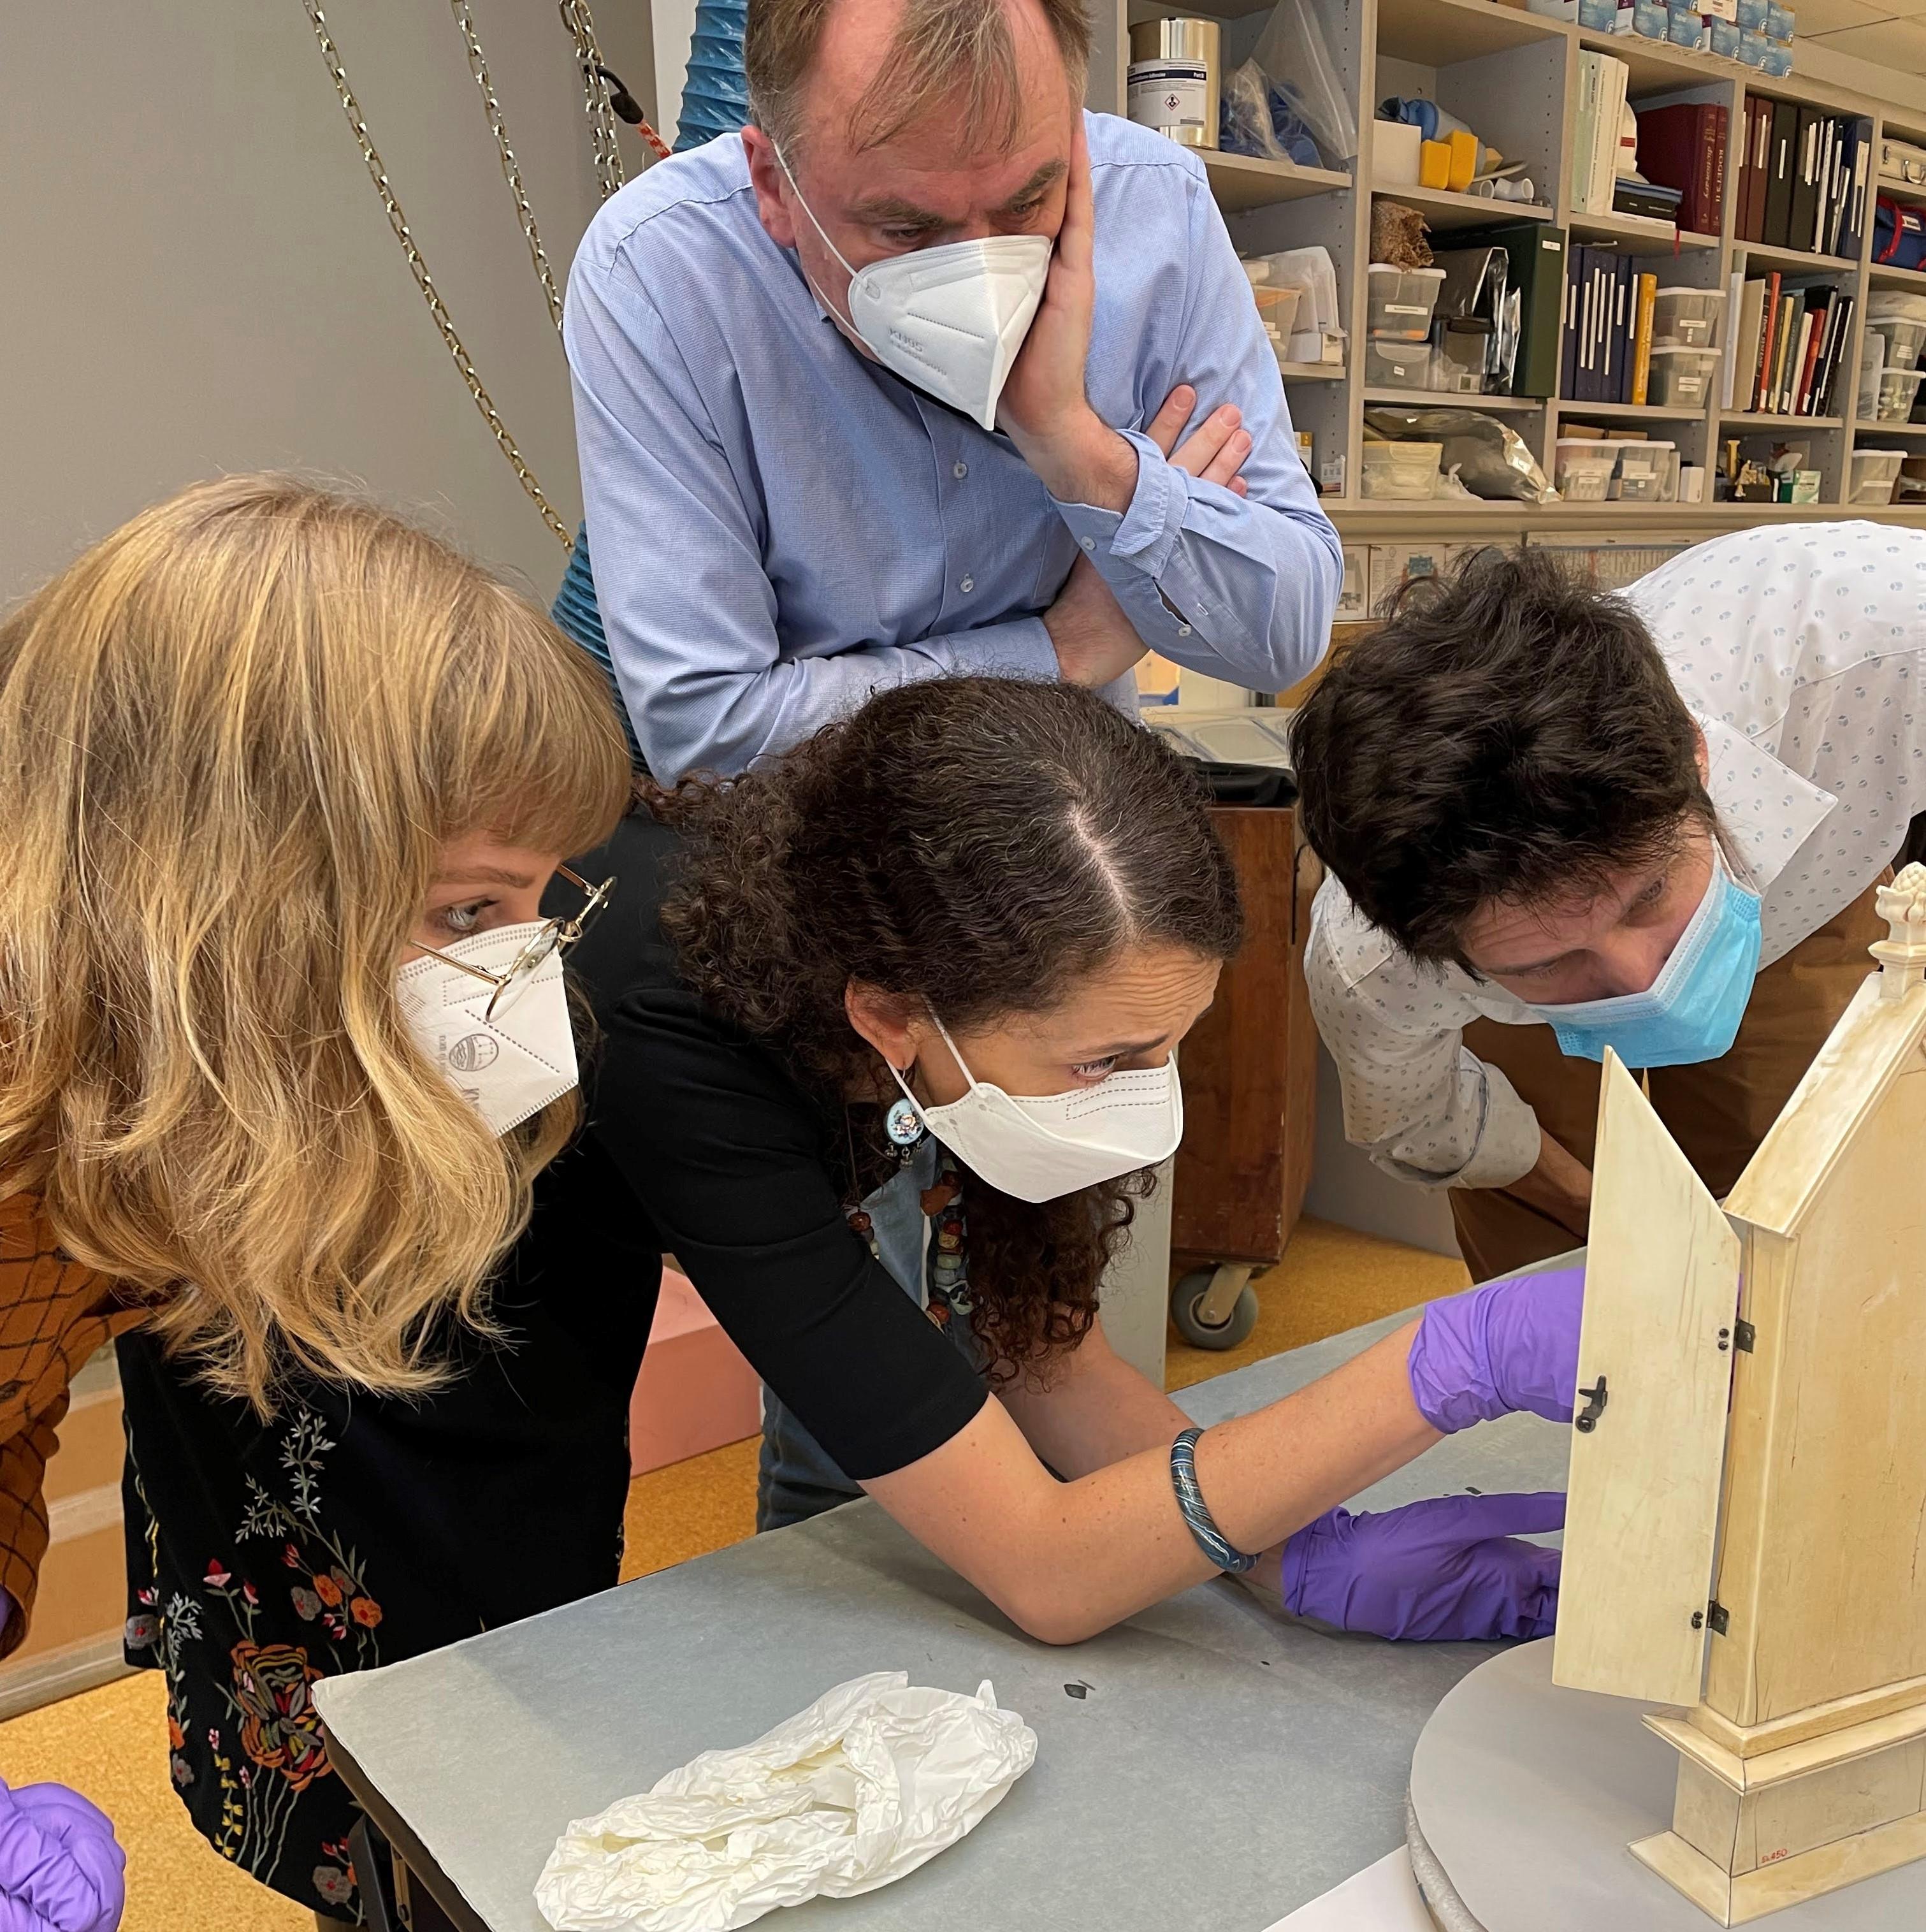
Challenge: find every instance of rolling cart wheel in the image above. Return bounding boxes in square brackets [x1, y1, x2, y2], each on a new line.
[1170, 1265, 1259, 1351]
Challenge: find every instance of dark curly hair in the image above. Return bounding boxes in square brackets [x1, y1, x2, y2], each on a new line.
[1291, 546, 1711, 967]
[653, 676, 1243, 1381]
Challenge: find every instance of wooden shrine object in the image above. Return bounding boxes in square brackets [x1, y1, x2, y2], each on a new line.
[1554, 862, 1926, 1926]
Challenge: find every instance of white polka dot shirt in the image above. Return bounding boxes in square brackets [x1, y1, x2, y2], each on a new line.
[1305, 521, 1926, 1191]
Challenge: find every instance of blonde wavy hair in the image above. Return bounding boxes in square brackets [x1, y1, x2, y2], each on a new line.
[0, 476, 632, 1409]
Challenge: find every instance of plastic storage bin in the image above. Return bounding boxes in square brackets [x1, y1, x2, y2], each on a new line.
[1554, 438, 1626, 501]
[1252, 284, 1303, 348]
[1850, 449, 1905, 504]
[1875, 367, 1926, 422]
[1647, 345, 1721, 407]
[1859, 330, 1888, 417]
[1870, 317, 1926, 373]
[1652, 286, 1725, 348]
[1612, 440, 1676, 502]
[1435, 323, 1494, 393]
[1361, 440, 1444, 500]
[1366, 339, 1438, 389]
[1367, 265, 1446, 341]
[1868, 291, 1926, 323]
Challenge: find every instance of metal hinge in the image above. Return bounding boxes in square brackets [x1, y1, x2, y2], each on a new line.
[1692, 1600, 1732, 1636]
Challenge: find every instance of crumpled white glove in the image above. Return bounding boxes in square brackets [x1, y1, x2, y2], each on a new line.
[535, 1671, 1037, 1932]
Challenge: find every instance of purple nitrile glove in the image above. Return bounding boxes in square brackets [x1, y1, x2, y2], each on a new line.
[0, 1776, 126, 1932]
[1281, 1492, 1565, 1642]
[1406, 1266, 1584, 1435]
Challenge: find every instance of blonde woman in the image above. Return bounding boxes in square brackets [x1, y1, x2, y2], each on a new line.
[0, 477, 632, 1924]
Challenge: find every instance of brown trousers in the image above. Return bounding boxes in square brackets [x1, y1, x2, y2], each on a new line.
[1450, 878, 1893, 1279]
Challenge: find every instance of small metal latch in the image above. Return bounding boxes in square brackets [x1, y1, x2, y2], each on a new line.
[1733, 1319, 1756, 1353]
[1574, 1376, 1609, 1433]
[1707, 1601, 1730, 1636]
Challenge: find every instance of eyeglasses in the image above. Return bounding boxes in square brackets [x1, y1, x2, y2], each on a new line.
[412, 866, 615, 1022]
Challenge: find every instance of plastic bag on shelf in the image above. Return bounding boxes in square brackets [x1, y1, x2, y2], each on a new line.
[1221, 60, 1288, 161]
[1252, 0, 1358, 163]
[1364, 409, 1555, 502]
[1222, 58, 1325, 166]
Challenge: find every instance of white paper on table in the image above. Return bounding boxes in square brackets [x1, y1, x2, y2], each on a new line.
[1262, 1848, 1434, 1931]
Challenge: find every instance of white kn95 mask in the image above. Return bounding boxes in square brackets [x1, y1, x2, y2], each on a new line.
[776, 146, 1052, 432]
[890, 1015, 1184, 1202]
[396, 922, 579, 1137]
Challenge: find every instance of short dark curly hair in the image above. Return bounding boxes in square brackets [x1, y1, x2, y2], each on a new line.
[1290, 546, 1712, 966]
[652, 676, 1243, 1382]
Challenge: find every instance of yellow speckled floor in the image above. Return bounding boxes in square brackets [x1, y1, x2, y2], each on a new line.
[0, 1216, 1465, 1929]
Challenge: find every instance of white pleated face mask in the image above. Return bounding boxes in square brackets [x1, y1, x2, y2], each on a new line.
[396, 922, 579, 1137]
[776, 146, 1052, 432]
[890, 1015, 1184, 1202]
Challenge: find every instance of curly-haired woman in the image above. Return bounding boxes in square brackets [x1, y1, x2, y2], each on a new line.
[522, 675, 1581, 1648]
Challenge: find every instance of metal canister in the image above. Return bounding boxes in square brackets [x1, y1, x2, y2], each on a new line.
[1127, 17, 1220, 152]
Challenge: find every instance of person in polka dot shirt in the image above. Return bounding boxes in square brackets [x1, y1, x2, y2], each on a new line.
[1290, 523, 1926, 1279]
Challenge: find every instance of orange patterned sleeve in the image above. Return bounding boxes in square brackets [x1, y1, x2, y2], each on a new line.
[0, 1193, 142, 1659]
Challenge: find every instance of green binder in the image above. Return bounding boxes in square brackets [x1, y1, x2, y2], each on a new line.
[1454, 220, 1567, 400]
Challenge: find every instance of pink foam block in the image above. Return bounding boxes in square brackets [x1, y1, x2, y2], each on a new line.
[628, 1268, 764, 1475]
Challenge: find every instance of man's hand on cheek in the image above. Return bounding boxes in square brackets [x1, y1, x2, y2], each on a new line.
[997, 117, 1137, 511]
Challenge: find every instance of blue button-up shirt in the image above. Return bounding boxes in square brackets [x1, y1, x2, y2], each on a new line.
[565, 110, 1340, 781]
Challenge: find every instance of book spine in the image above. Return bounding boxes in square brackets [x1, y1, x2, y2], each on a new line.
[1720, 269, 1744, 410]
[1825, 293, 1855, 414]
[1795, 309, 1821, 414]
[1631, 272, 1656, 405]
[1705, 105, 1728, 240]
[1755, 272, 1781, 411]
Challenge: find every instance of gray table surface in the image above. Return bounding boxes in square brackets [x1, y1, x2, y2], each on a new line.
[315, 1307, 1572, 1932]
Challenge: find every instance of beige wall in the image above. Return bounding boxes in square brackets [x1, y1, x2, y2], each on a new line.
[3, 0, 655, 606]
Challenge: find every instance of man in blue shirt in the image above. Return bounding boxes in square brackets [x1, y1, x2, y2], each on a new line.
[562, 0, 1341, 780]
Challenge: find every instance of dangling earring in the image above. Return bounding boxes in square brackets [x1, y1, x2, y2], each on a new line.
[885, 1086, 925, 1146]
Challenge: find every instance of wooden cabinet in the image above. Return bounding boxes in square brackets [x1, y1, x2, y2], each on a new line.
[1170, 804, 1320, 1275]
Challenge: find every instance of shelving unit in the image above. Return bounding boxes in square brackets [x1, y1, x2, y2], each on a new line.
[1363, 384, 1540, 409]
[1570, 210, 1719, 251]
[1088, 0, 1926, 548]
[1374, 183, 1555, 228]
[1199, 149, 1352, 213]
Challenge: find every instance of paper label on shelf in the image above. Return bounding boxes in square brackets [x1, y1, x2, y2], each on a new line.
[1127, 62, 1209, 136]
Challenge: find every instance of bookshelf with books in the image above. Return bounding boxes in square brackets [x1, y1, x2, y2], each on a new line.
[1099, 0, 1926, 563]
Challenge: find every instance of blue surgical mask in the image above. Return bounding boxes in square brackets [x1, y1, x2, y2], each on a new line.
[1526, 851, 1763, 1068]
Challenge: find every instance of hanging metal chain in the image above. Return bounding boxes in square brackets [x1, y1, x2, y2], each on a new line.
[300, 0, 574, 551]
[558, 0, 628, 203]
[449, 0, 566, 334]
